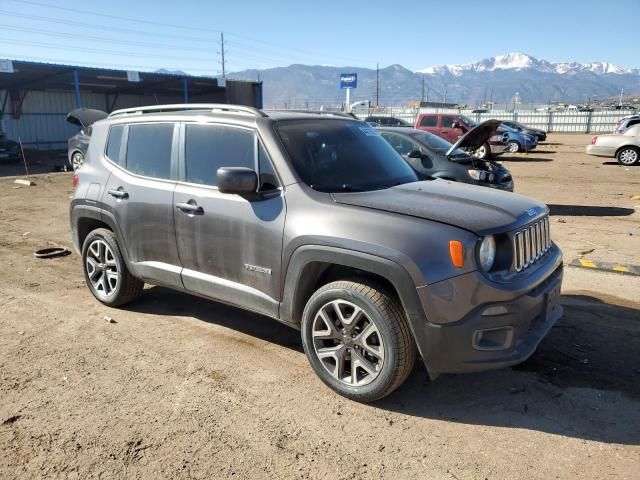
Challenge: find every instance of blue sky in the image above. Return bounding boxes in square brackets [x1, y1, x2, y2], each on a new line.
[1, 0, 638, 75]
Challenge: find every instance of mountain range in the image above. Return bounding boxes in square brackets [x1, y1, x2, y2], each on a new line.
[228, 53, 640, 108]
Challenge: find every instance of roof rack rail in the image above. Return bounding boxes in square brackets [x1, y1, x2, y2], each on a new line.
[266, 109, 358, 119]
[108, 103, 268, 118]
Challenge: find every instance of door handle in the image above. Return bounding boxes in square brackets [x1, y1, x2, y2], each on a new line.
[176, 202, 204, 214]
[108, 188, 128, 199]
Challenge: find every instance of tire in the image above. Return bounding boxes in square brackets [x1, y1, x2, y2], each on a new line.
[301, 280, 416, 402]
[81, 228, 144, 307]
[616, 146, 639, 166]
[472, 142, 492, 160]
[71, 151, 84, 171]
[507, 140, 521, 153]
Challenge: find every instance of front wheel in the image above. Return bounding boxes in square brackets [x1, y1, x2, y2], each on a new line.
[301, 280, 416, 402]
[617, 147, 639, 166]
[472, 142, 492, 160]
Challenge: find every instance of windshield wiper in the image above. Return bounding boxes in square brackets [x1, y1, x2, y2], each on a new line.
[310, 183, 369, 192]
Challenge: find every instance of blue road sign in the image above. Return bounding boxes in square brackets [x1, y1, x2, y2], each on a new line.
[340, 73, 357, 89]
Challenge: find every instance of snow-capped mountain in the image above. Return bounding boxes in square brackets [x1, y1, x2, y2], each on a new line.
[228, 54, 640, 107]
[418, 53, 637, 76]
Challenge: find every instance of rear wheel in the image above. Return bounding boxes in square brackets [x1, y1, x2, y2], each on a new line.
[301, 280, 416, 402]
[507, 140, 521, 153]
[82, 228, 144, 307]
[71, 152, 84, 171]
[617, 146, 639, 166]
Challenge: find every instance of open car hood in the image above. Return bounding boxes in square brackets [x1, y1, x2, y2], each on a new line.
[446, 119, 501, 156]
[66, 108, 108, 129]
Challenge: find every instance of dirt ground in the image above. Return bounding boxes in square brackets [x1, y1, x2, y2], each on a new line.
[1, 133, 639, 479]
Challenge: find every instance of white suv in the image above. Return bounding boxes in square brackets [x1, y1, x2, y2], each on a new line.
[614, 114, 640, 134]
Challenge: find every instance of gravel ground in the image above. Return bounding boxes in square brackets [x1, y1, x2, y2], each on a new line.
[1, 134, 639, 479]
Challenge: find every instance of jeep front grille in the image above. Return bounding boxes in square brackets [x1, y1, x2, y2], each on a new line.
[512, 217, 551, 272]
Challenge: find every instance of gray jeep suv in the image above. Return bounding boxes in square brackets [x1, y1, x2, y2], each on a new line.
[70, 104, 563, 402]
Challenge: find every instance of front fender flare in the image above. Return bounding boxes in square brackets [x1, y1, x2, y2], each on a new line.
[280, 245, 431, 368]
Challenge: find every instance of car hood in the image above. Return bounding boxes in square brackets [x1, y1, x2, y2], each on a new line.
[331, 180, 547, 235]
[446, 120, 501, 156]
[66, 108, 108, 129]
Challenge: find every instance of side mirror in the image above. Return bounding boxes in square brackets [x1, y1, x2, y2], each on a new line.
[407, 148, 424, 159]
[217, 167, 258, 195]
[451, 121, 461, 129]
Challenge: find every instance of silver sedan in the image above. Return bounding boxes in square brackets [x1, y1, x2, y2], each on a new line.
[586, 124, 640, 165]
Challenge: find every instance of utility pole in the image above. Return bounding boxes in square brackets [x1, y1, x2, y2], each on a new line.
[421, 75, 425, 102]
[483, 86, 487, 105]
[426, 87, 429, 103]
[443, 88, 447, 103]
[619, 87, 624, 106]
[376, 63, 379, 107]
[219, 32, 226, 78]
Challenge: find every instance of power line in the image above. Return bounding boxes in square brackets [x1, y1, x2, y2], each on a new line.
[5, 0, 364, 66]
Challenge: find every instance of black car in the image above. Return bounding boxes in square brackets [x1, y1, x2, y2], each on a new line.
[378, 120, 514, 191]
[365, 115, 411, 127]
[0, 134, 22, 164]
[66, 108, 108, 170]
[501, 120, 547, 142]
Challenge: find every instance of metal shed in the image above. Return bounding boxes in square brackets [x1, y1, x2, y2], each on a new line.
[0, 59, 263, 149]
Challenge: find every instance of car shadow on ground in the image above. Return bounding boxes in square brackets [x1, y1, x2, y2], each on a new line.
[129, 288, 639, 445]
[548, 204, 635, 216]
[497, 156, 553, 162]
[128, 286, 303, 352]
[379, 293, 640, 445]
[603, 161, 639, 167]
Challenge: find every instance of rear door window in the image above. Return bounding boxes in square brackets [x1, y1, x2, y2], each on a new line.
[420, 116, 437, 127]
[126, 124, 175, 179]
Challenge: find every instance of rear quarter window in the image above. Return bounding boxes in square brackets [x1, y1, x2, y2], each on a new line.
[105, 125, 125, 165]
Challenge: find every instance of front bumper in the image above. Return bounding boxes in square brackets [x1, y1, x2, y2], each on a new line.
[414, 249, 563, 377]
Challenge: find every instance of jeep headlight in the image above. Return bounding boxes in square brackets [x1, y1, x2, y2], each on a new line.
[478, 235, 496, 272]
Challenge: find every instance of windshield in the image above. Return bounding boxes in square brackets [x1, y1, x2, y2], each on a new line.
[409, 130, 466, 156]
[459, 115, 477, 127]
[276, 119, 418, 192]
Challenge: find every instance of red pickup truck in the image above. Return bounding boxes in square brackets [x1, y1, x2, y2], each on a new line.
[415, 113, 509, 159]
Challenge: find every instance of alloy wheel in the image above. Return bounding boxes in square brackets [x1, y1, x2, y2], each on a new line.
[619, 148, 638, 165]
[85, 239, 119, 297]
[508, 141, 520, 153]
[311, 299, 385, 386]
[72, 152, 84, 171]
[474, 145, 487, 159]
